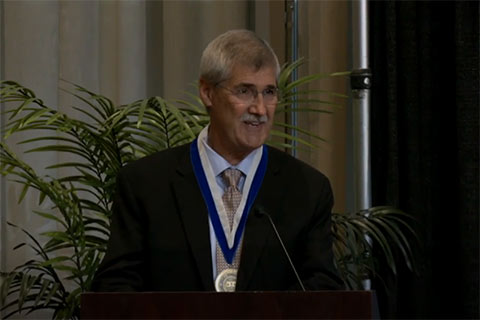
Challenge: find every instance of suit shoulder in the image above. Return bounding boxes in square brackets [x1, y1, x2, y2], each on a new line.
[120, 143, 190, 177]
[267, 146, 330, 183]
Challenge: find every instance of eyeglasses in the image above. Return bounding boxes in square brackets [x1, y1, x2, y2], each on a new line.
[216, 84, 279, 105]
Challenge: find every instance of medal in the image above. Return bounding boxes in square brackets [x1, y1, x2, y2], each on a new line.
[215, 268, 237, 292]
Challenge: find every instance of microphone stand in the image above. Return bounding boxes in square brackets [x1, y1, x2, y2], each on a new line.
[255, 206, 306, 292]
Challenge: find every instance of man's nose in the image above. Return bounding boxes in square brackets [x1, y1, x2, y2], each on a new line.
[249, 94, 267, 115]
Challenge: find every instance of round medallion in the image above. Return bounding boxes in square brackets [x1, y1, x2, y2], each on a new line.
[215, 268, 237, 292]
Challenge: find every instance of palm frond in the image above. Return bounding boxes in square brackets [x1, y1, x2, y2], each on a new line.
[332, 206, 419, 289]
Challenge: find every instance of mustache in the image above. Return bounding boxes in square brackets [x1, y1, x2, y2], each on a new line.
[240, 113, 268, 123]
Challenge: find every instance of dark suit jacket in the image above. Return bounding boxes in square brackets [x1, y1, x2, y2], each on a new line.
[92, 143, 344, 291]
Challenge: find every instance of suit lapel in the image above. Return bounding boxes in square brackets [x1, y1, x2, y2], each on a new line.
[236, 148, 282, 290]
[173, 145, 215, 291]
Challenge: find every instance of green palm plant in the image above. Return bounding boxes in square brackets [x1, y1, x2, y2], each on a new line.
[332, 206, 418, 290]
[0, 81, 208, 318]
[0, 62, 417, 319]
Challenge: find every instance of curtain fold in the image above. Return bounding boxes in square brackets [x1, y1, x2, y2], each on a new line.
[297, 0, 349, 212]
[370, 1, 479, 318]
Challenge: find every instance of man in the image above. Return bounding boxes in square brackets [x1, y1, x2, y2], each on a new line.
[92, 29, 343, 292]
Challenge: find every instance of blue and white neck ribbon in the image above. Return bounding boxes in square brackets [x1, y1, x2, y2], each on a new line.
[191, 126, 268, 264]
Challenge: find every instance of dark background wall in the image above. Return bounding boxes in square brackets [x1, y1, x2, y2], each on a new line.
[369, 1, 479, 318]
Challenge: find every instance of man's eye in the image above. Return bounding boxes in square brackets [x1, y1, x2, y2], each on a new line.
[264, 88, 276, 96]
[235, 87, 250, 95]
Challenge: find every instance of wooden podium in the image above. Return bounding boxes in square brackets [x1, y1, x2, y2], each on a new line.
[81, 291, 377, 319]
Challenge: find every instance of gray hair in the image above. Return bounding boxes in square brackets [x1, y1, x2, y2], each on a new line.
[199, 29, 280, 85]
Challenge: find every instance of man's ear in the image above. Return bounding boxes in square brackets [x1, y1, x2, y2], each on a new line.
[199, 78, 214, 108]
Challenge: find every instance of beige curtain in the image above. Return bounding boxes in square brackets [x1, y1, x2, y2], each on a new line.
[0, 2, 349, 313]
[297, 0, 349, 212]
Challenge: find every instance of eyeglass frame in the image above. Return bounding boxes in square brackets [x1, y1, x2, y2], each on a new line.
[215, 83, 280, 105]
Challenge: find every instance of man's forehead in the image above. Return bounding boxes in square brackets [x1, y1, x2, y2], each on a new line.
[228, 64, 277, 84]
[232, 82, 277, 89]
[231, 62, 276, 74]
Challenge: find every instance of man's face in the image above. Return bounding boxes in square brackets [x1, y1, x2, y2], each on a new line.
[200, 64, 277, 164]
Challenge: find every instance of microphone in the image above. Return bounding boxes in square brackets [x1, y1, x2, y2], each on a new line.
[255, 206, 306, 291]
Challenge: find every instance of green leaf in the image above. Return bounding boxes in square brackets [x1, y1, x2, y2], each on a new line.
[19, 108, 51, 128]
[33, 211, 66, 227]
[25, 145, 89, 160]
[45, 113, 63, 125]
[7, 97, 38, 120]
[39, 256, 71, 268]
[274, 122, 327, 143]
[17, 183, 30, 204]
[34, 278, 51, 306]
[269, 129, 318, 149]
[38, 192, 47, 205]
[136, 98, 149, 128]
[40, 231, 72, 244]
